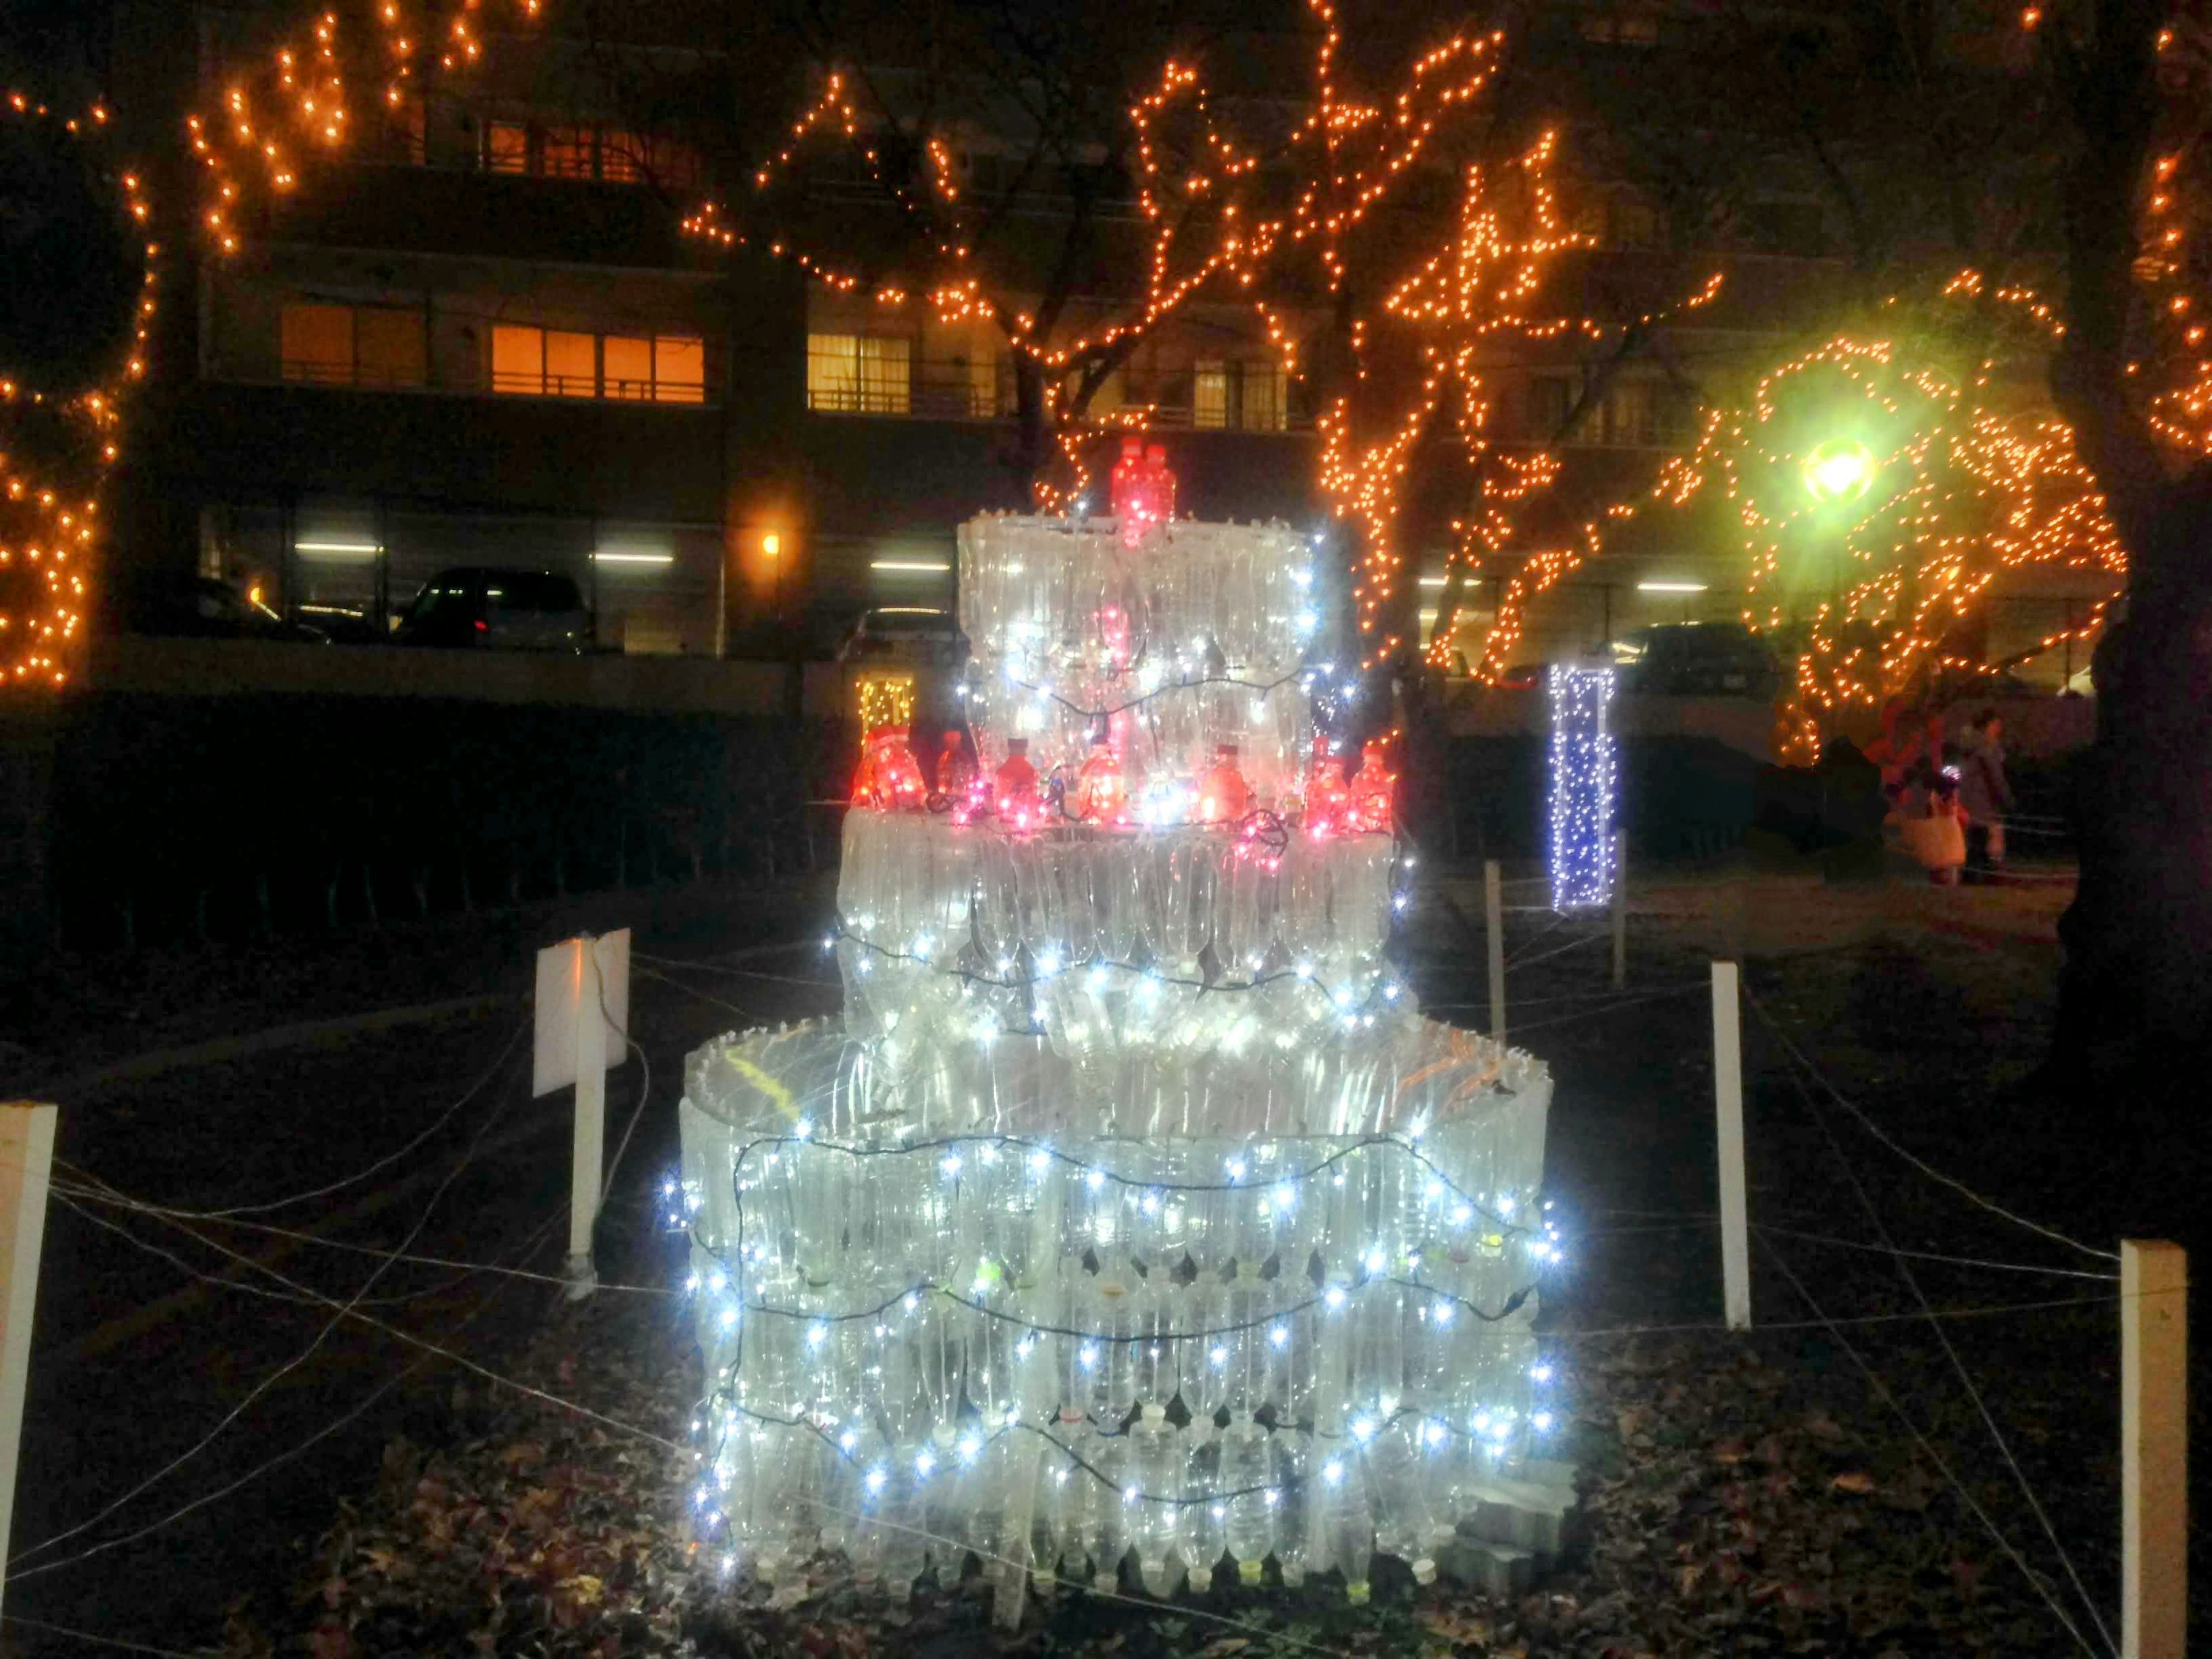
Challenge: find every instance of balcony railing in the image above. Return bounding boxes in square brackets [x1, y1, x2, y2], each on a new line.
[804, 354, 1313, 431]
[257, 358, 715, 406]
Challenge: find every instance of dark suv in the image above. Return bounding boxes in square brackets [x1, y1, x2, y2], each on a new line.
[1611, 622, 1781, 698]
[395, 569, 592, 651]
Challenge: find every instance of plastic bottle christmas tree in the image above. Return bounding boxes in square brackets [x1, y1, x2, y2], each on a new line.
[679, 488, 1562, 1623]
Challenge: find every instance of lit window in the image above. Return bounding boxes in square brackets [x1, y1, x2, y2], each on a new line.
[599, 131, 645, 183]
[355, 308, 426, 388]
[542, 124, 595, 179]
[490, 324, 707, 403]
[1528, 374, 1577, 440]
[1241, 362, 1287, 431]
[604, 335, 654, 400]
[281, 304, 354, 385]
[484, 120, 529, 174]
[545, 330, 597, 397]
[654, 336, 706, 403]
[1604, 379, 1654, 446]
[1194, 361, 1229, 429]
[807, 334, 911, 414]
[491, 324, 543, 395]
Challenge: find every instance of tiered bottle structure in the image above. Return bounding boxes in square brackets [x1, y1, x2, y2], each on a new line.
[680, 506, 1556, 1621]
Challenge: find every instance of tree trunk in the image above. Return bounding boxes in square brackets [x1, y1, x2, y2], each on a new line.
[2052, 510, 2212, 1203]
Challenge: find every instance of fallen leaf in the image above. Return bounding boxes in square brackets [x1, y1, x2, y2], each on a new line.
[1830, 1470, 1876, 1495]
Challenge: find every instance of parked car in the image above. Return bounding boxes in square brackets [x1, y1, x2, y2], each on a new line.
[1609, 622, 1781, 698]
[123, 574, 328, 643]
[836, 606, 965, 666]
[394, 568, 592, 651]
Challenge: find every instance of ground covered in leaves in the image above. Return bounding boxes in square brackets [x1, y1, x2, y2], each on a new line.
[268, 863, 2151, 1659]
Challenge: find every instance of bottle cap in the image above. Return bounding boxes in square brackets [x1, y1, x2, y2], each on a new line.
[1007, 737, 1028, 754]
[1146, 443, 1166, 461]
[1122, 435, 1142, 457]
[1238, 1558, 1266, 1586]
[1142, 1402, 1166, 1423]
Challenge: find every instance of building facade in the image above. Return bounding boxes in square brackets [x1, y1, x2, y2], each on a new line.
[106, 1, 2103, 685]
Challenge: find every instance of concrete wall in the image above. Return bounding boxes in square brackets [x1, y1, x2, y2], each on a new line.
[80, 636, 873, 718]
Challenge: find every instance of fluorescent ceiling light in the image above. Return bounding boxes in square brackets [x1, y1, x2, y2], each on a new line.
[1418, 574, 1449, 588]
[593, 551, 674, 565]
[1637, 579, 1708, 594]
[872, 560, 951, 573]
[296, 540, 381, 557]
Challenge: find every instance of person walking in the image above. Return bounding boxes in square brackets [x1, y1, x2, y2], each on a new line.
[1956, 707, 2015, 882]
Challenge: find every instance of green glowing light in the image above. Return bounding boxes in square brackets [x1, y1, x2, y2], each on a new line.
[1803, 438, 1876, 504]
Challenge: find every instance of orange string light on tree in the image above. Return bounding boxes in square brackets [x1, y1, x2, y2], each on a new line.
[0, 95, 160, 690]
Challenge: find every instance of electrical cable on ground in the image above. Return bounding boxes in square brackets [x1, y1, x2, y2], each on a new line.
[12, 1041, 531, 1573]
[1754, 1235, 2110, 1659]
[0, 1612, 213, 1658]
[53, 1187, 673, 1294]
[13, 1211, 568, 1586]
[175, 1014, 529, 1220]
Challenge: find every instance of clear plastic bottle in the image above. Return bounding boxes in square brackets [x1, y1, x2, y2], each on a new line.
[1362, 1419, 1441, 1586]
[1181, 1422, 1226, 1593]
[1315, 1448, 1375, 1604]
[1050, 1410, 1097, 1584]
[1130, 1404, 1185, 1599]
[1088, 1427, 1130, 1593]
[1220, 1412, 1275, 1586]
[1272, 1426, 1314, 1588]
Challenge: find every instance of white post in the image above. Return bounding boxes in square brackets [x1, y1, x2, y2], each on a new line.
[1710, 963, 1751, 1331]
[0, 1102, 58, 1613]
[2122, 1238, 2187, 1659]
[1484, 860, 1506, 1046]
[567, 942, 608, 1300]
[1609, 836, 1627, 990]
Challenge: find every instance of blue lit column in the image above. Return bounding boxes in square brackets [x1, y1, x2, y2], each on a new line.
[1546, 662, 1618, 911]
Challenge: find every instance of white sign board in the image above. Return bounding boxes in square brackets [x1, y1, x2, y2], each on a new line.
[532, 930, 630, 1097]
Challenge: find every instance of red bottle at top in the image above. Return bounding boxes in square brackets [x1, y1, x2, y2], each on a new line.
[1302, 735, 1350, 836]
[1347, 738, 1396, 835]
[1145, 443, 1176, 525]
[933, 730, 978, 809]
[1074, 733, 1128, 825]
[853, 725, 927, 810]
[1196, 743, 1251, 825]
[1112, 435, 1170, 548]
[995, 737, 1041, 830]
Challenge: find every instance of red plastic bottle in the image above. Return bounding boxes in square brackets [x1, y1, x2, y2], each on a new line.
[1196, 743, 1251, 825]
[1347, 739, 1396, 835]
[995, 737, 1041, 830]
[1303, 735, 1350, 837]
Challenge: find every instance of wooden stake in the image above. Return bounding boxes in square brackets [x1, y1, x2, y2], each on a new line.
[0, 1102, 57, 1615]
[1709, 963, 1751, 1330]
[1484, 859, 1506, 1046]
[567, 940, 607, 1301]
[1609, 837, 1627, 990]
[2122, 1238, 2187, 1659]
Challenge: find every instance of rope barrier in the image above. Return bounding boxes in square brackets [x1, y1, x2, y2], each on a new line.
[1741, 987, 2117, 1262]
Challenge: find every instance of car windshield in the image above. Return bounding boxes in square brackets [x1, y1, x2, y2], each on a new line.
[495, 573, 581, 612]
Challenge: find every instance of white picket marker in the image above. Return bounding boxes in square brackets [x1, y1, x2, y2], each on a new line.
[0, 1101, 57, 1615]
[1484, 859, 1506, 1045]
[533, 931, 631, 1301]
[1710, 962, 1751, 1330]
[2122, 1238, 2187, 1659]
